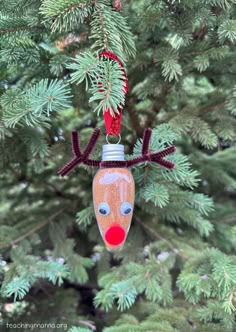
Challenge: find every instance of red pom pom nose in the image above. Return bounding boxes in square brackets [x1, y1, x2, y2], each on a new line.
[104, 224, 126, 246]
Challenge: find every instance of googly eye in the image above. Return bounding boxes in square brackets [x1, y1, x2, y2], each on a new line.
[120, 202, 133, 216]
[98, 203, 110, 216]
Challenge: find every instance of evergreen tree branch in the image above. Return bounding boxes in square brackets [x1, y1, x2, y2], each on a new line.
[51, 0, 93, 20]
[40, 0, 93, 32]
[90, 1, 136, 62]
[94, 2, 109, 50]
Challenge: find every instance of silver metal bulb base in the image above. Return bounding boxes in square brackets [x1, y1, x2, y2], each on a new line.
[102, 144, 125, 161]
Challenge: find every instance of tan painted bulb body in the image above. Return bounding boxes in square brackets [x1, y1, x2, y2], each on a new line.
[58, 128, 176, 250]
[92, 144, 135, 252]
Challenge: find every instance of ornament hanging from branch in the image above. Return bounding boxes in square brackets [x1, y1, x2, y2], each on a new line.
[59, 51, 176, 252]
[58, 128, 176, 251]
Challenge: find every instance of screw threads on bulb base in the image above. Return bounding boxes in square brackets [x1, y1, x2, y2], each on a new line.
[102, 144, 125, 161]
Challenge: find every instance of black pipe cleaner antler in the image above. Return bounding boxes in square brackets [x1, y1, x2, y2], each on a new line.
[58, 128, 176, 177]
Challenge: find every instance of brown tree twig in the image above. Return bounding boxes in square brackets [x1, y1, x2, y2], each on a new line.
[94, 2, 109, 50]
[135, 215, 188, 259]
[0, 208, 65, 250]
[211, 216, 236, 224]
[0, 25, 45, 35]
[164, 101, 226, 124]
[199, 102, 225, 115]
[125, 95, 144, 138]
[135, 215, 175, 250]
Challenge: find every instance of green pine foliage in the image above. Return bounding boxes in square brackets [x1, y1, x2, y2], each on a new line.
[1, 79, 71, 128]
[90, 1, 136, 62]
[0, 0, 236, 331]
[68, 53, 126, 115]
[40, 0, 92, 32]
[69, 328, 92, 332]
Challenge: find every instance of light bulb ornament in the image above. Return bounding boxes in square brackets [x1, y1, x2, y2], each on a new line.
[58, 128, 176, 251]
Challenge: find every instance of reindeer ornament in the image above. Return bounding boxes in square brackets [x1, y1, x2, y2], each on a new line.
[58, 128, 176, 252]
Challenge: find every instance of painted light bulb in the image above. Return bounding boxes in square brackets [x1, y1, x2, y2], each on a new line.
[58, 128, 176, 251]
[93, 144, 135, 252]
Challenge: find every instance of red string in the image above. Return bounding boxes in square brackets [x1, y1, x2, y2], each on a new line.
[99, 51, 128, 136]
